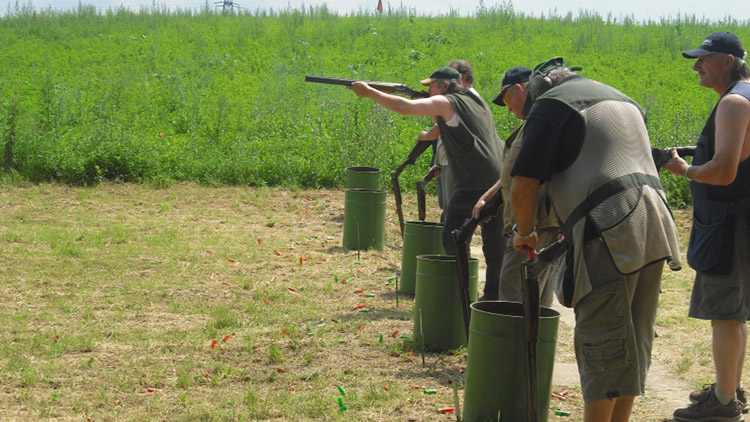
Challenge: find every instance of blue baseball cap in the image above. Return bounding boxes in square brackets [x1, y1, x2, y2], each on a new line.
[492, 67, 531, 106]
[683, 32, 746, 59]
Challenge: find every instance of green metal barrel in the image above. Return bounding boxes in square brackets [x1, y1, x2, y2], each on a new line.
[342, 188, 386, 250]
[463, 301, 560, 422]
[399, 221, 445, 295]
[345, 166, 381, 190]
[413, 254, 477, 351]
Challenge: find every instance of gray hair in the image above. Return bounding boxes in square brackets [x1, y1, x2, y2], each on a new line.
[548, 68, 578, 86]
[716, 53, 750, 81]
[435, 78, 465, 93]
[521, 67, 577, 118]
[732, 56, 750, 81]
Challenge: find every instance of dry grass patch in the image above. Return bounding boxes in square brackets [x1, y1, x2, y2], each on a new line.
[0, 184, 732, 421]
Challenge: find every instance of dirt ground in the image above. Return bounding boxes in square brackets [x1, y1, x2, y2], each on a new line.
[0, 183, 713, 421]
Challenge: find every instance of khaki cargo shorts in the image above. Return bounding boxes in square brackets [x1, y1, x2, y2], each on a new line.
[574, 238, 664, 402]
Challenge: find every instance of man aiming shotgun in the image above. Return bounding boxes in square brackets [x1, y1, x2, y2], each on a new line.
[349, 66, 505, 301]
[416, 60, 477, 224]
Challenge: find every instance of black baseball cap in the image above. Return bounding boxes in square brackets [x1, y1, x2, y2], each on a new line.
[492, 66, 532, 106]
[683, 32, 746, 59]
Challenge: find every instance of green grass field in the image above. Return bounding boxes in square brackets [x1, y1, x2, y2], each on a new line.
[1, 6, 749, 206]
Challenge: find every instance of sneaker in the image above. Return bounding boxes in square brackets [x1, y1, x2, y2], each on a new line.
[674, 390, 744, 422]
[690, 383, 749, 414]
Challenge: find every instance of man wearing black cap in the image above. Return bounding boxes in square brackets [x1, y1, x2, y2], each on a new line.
[350, 67, 505, 300]
[663, 32, 750, 422]
[510, 58, 681, 421]
[418, 60, 478, 223]
[473, 66, 558, 306]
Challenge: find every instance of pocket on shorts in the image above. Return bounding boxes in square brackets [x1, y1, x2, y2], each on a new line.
[698, 277, 741, 316]
[581, 338, 628, 374]
[576, 279, 629, 375]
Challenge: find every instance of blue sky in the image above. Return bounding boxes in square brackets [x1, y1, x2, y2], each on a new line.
[18, 0, 749, 23]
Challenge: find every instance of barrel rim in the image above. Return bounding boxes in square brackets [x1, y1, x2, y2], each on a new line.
[344, 188, 386, 194]
[404, 221, 444, 228]
[346, 166, 381, 173]
[416, 254, 479, 263]
[470, 300, 560, 319]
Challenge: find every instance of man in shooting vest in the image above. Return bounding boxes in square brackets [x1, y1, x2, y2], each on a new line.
[473, 66, 558, 306]
[350, 67, 505, 300]
[510, 58, 681, 422]
[663, 32, 750, 422]
[418, 60, 476, 223]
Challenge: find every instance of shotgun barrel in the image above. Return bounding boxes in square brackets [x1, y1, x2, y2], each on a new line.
[305, 75, 429, 98]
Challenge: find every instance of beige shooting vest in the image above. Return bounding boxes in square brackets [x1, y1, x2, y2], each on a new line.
[539, 78, 681, 307]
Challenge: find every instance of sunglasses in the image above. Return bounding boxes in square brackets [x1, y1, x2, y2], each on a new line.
[502, 87, 513, 105]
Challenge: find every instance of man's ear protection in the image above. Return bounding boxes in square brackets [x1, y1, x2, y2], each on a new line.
[520, 57, 567, 118]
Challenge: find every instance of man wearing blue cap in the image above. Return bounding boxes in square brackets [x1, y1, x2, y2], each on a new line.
[473, 66, 558, 306]
[350, 67, 505, 300]
[663, 31, 750, 422]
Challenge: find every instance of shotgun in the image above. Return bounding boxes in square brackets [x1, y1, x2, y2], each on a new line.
[451, 190, 503, 341]
[522, 247, 540, 422]
[651, 146, 696, 170]
[536, 235, 565, 263]
[305, 75, 429, 99]
[416, 165, 440, 222]
[391, 141, 434, 238]
[451, 196, 562, 344]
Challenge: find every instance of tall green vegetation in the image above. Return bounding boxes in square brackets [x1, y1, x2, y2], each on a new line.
[0, 3, 747, 205]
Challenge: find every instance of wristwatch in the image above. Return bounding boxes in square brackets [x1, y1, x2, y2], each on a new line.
[685, 165, 694, 182]
[512, 224, 537, 240]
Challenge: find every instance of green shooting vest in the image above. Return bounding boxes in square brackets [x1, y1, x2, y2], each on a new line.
[436, 90, 503, 192]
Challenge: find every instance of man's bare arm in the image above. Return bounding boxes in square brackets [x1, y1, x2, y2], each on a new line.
[510, 175, 540, 251]
[349, 81, 454, 121]
[473, 179, 502, 219]
[418, 124, 440, 141]
[664, 94, 750, 184]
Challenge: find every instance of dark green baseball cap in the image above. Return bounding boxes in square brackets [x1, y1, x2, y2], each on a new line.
[420, 66, 460, 86]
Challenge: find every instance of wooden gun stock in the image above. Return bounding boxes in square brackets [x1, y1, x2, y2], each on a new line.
[536, 236, 565, 263]
[416, 166, 439, 221]
[391, 141, 433, 237]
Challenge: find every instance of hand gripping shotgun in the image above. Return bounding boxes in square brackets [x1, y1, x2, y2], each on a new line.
[651, 146, 696, 170]
[451, 193, 565, 345]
